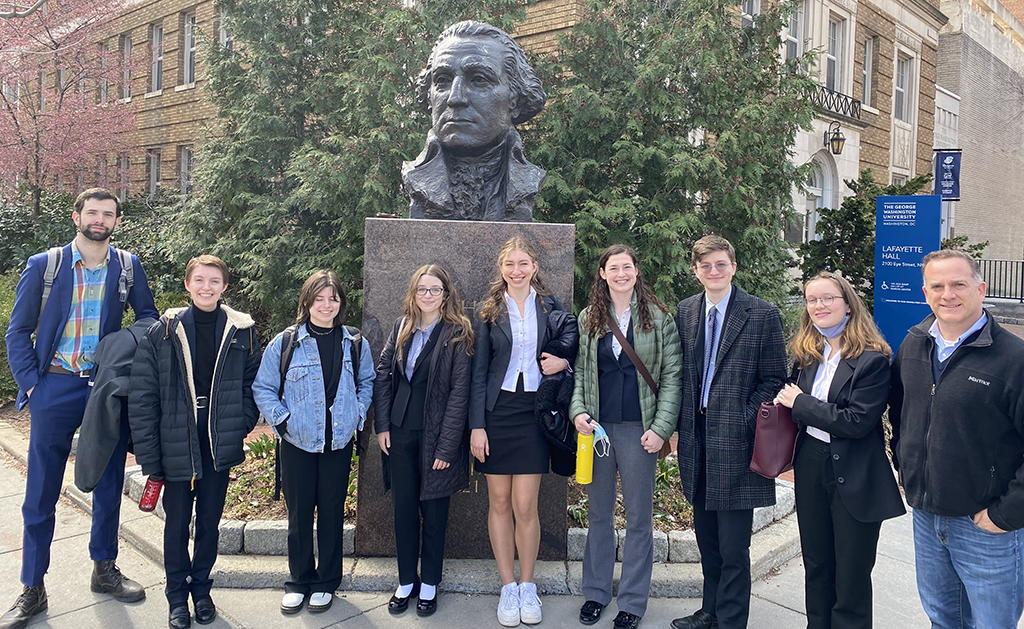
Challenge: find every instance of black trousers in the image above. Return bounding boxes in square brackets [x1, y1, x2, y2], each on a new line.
[390, 424, 451, 587]
[693, 452, 754, 629]
[279, 437, 353, 594]
[163, 435, 231, 605]
[794, 437, 881, 629]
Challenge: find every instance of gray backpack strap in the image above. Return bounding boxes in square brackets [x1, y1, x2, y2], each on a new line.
[115, 248, 134, 303]
[35, 247, 63, 337]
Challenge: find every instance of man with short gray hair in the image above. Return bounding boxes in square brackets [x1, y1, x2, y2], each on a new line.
[889, 248, 1024, 628]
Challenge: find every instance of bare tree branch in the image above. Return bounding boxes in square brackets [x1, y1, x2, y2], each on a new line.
[0, 0, 48, 19]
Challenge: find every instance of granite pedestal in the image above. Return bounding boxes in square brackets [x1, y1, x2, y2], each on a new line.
[357, 218, 575, 561]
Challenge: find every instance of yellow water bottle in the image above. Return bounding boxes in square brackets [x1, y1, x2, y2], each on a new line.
[576, 432, 595, 484]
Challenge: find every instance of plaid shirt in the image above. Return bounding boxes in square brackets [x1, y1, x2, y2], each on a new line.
[52, 241, 108, 372]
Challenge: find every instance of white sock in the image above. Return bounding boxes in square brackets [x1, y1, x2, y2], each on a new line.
[395, 583, 414, 598]
[419, 583, 437, 601]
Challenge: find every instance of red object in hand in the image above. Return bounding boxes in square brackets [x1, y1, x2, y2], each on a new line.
[139, 475, 164, 512]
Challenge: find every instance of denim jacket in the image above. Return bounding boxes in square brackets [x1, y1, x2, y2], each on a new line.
[253, 324, 374, 453]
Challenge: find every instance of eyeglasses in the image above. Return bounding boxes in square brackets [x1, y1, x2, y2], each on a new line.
[415, 287, 445, 296]
[804, 295, 844, 307]
[697, 262, 734, 274]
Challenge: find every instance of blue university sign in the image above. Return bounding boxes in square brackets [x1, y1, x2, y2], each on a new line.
[934, 150, 962, 201]
[874, 195, 942, 350]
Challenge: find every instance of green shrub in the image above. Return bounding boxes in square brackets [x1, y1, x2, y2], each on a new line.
[0, 272, 20, 403]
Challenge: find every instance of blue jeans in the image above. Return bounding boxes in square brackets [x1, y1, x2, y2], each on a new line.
[913, 508, 1024, 629]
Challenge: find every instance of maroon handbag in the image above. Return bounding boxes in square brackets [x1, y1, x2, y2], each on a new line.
[750, 401, 798, 479]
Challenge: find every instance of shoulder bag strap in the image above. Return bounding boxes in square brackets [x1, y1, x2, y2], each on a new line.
[607, 321, 658, 396]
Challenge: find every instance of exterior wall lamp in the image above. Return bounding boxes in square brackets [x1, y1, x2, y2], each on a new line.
[824, 121, 846, 155]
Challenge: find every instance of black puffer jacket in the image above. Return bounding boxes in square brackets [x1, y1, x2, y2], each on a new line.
[129, 305, 261, 482]
[373, 318, 471, 500]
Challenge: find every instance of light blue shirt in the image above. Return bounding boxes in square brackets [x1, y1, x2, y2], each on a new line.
[928, 311, 987, 363]
[701, 286, 733, 409]
[405, 317, 439, 381]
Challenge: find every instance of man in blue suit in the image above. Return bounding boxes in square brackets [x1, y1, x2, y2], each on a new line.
[2, 188, 158, 629]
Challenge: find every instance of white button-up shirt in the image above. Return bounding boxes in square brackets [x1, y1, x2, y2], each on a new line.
[806, 339, 842, 443]
[501, 288, 541, 393]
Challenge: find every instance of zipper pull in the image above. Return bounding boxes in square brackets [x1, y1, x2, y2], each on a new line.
[931, 384, 936, 396]
[191, 475, 196, 491]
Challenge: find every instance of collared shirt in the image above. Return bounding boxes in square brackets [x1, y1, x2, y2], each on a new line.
[928, 311, 988, 363]
[611, 306, 632, 360]
[405, 317, 439, 381]
[53, 241, 108, 372]
[806, 339, 843, 443]
[701, 286, 733, 409]
[501, 287, 541, 393]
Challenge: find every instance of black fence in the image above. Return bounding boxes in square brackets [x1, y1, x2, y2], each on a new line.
[811, 85, 862, 121]
[980, 259, 1024, 302]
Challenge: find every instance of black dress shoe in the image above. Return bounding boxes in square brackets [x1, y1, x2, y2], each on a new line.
[612, 610, 641, 629]
[91, 559, 146, 603]
[415, 596, 437, 617]
[0, 582, 47, 629]
[388, 582, 420, 615]
[168, 603, 191, 629]
[579, 600, 605, 625]
[670, 609, 718, 629]
[193, 595, 216, 625]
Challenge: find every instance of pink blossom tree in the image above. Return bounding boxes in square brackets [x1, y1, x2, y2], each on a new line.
[1, 0, 140, 216]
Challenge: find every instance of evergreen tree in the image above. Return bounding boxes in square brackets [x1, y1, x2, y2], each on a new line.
[529, 0, 818, 309]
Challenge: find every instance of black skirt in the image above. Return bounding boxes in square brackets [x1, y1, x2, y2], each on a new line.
[476, 381, 549, 475]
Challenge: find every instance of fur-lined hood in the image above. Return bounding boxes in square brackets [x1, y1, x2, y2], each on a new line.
[163, 304, 255, 329]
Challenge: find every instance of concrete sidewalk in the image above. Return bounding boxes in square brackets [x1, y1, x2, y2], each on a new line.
[0, 441, 945, 629]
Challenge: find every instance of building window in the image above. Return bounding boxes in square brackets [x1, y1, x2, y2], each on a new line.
[179, 146, 194, 193]
[38, 71, 46, 111]
[861, 37, 874, 107]
[119, 155, 130, 201]
[148, 150, 161, 197]
[741, 0, 760, 27]
[894, 54, 913, 122]
[97, 156, 108, 183]
[218, 9, 233, 51]
[182, 13, 197, 85]
[785, 1, 805, 61]
[99, 42, 109, 104]
[56, 68, 66, 93]
[826, 17, 845, 92]
[150, 24, 163, 92]
[892, 175, 907, 185]
[2, 79, 18, 105]
[121, 35, 132, 99]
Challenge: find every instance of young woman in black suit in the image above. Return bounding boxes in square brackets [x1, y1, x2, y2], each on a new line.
[470, 236, 577, 627]
[373, 265, 474, 617]
[775, 271, 905, 629]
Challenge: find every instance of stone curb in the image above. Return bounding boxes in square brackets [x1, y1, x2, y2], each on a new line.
[1, 417, 802, 595]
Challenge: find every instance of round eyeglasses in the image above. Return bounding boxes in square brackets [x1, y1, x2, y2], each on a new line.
[804, 295, 844, 307]
[415, 287, 445, 296]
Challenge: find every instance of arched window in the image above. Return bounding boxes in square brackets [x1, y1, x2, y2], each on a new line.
[804, 152, 837, 242]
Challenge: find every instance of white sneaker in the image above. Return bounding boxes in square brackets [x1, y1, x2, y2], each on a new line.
[497, 582, 521, 627]
[519, 582, 543, 624]
[280, 592, 305, 614]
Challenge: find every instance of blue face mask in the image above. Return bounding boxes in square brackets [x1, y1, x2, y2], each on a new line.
[814, 314, 850, 339]
[591, 422, 611, 458]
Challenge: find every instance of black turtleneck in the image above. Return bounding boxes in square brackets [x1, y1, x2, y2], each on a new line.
[193, 305, 220, 399]
[307, 322, 342, 448]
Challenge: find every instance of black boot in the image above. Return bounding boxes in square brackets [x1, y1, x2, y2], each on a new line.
[91, 559, 146, 602]
[0, 581, 47, 629]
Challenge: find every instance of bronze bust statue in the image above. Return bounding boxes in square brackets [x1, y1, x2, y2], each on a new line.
[403, 21, 546, 222]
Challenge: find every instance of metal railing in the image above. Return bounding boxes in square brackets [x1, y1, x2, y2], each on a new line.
[980, 259, 1024, 302]
[811, 85, 862, 121]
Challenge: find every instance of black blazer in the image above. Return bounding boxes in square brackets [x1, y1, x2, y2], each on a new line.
[469, 294, 567, 429]
[792, 350, 906, 522]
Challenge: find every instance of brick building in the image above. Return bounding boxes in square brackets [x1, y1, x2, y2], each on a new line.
[936, 0, 1024, 259]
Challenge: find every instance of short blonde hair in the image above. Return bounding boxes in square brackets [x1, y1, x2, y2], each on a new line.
[184, 255, 229, 283]
[691, 235, 736, 266]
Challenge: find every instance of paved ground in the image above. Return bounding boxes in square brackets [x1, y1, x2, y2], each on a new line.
[0, 445, 943, 629]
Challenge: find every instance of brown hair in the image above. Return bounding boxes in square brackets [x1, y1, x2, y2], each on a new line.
[295, 270, 347, 327]
[478, 236, 550, 324]
[74, 187, 122, 216]
[921, 249, 983, 284]
[396, 265, 474, 361]
[691, 235, 736, 266]
[184, 255, 229, 283]
[790, 271, 892, 367]
[583, 244, 669, 338]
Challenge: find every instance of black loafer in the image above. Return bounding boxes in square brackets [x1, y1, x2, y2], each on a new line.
[193, 596, 216, 625]
[613, 611, 642, 629]
[670, 609, 718, 629]
[168, 603, 191, 629]
[416, 596, 437, 617]
[388, 582, 420, 615]
[579, 600, 605, 625]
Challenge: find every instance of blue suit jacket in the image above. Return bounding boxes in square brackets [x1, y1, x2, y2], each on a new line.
[5, 242, 158, 409]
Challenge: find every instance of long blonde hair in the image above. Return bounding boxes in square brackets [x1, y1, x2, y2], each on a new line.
[790, 271, 892, 367]
[396, 265, 474, 361]
[478, 236, 550, 324]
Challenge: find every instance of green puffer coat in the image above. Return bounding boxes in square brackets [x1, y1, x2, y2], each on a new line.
[569, 295, 683, 441]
